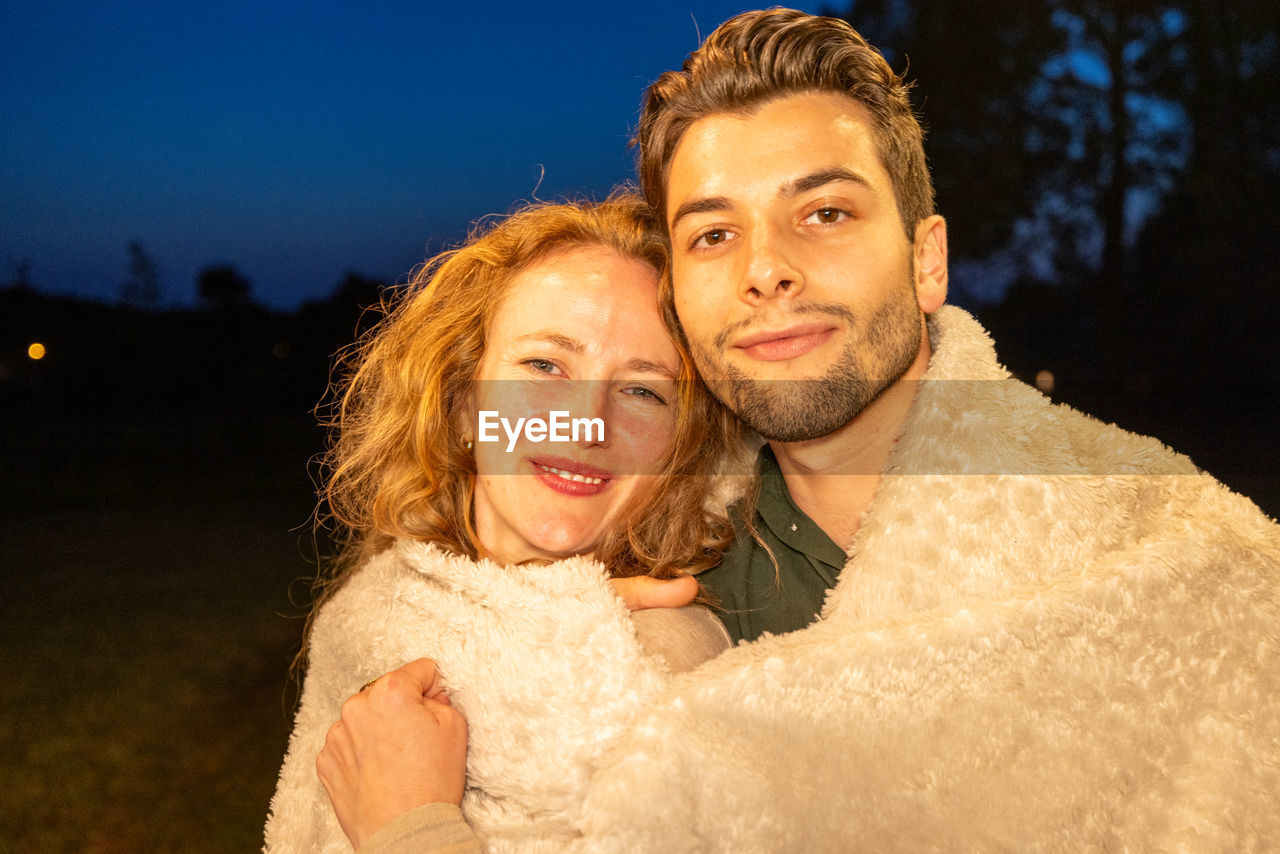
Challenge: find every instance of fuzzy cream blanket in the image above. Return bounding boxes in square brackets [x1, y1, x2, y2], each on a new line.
[268, 306, 1280, 852]
[265, 541, 667, 854]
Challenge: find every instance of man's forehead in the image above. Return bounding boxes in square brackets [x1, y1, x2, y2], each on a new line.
[664, 93, 888, 214]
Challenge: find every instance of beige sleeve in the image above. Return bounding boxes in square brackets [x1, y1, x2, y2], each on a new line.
[358, 802, 482, 854]
[630, 604, 732, 673]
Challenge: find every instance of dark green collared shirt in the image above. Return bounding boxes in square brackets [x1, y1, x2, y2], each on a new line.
[698, 445, 848, 645]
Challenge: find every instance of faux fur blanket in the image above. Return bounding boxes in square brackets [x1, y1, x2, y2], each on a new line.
[268, 306, 1280, 852]
[265, 542, 666, 854]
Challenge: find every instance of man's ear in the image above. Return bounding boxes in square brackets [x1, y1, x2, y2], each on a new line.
[913, 215, 948, 313]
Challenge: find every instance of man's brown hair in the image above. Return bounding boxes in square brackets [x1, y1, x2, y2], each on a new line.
[635, 8, 934, 238]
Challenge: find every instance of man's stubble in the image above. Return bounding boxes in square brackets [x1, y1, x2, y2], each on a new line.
[690, 282, 922, 443]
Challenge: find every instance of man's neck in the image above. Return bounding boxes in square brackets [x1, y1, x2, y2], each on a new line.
[769, 334, 931, 550]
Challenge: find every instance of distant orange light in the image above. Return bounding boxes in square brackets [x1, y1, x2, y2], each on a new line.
[1035, 369, 1054, 394]
[28, 342, 46, 360]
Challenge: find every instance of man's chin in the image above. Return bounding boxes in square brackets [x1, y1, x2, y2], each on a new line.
[750, 421, 846, 444]
[726, 379, 878, 444]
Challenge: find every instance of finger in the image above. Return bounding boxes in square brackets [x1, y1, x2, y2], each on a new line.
[317, 720, 352, 787]
[392, 657, 449, 700]
[611, 575, 698, 611]
[425, 697, 468, 732]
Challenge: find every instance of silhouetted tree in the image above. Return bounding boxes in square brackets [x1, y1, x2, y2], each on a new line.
[284, 271, 388, 409]
[1038, 1, 1191, 370]
[823, 1, 1063, 286]
[5, 258, 34, 292]
[120, 241, 161, 307]
[197, 264, 252, 310]
[328, 272, 384, 316]
[829, 3, 1266, 364]
[1127, 1, 1280, 387]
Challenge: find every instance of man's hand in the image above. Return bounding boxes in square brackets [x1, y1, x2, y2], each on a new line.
[316, 658, 467, 850]
[610, 575, 698, 611]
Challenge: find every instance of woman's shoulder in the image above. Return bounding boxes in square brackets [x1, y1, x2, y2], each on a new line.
[312, 541, 445, 632]
[306, 541, 464, 675]
[325, 541, 418, 601]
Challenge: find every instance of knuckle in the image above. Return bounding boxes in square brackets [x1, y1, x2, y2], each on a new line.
[444, 706, 468, 734]
[379, 671, 407, 694]
[339, 691, 364, 718]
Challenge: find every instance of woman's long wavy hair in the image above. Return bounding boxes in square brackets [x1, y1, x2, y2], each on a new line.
[298, 193, 738, 669]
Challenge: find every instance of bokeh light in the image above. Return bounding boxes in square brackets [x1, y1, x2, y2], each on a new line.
[28, 342, 46, 360]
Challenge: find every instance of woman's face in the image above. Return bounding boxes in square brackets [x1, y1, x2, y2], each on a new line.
[467, 245, 679, 565]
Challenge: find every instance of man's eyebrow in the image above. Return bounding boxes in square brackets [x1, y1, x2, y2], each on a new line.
[784, 167, 876, 198]
[625, 358, 677, 380]
[670, 168, 876, 229]
[669, 195, 732, 231]
[514, 332, 584, 352]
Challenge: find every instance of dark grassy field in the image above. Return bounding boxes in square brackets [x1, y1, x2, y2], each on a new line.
[0, 414, 320, 853]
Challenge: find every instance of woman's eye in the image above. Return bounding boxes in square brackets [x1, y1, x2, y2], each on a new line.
[622, 385, 667, 405]
[523, 358, 560, 375]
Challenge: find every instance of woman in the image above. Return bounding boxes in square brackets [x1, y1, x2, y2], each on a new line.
[265, 194, 740, 853]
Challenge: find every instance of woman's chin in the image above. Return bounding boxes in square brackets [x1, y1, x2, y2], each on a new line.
[513, 520, 609, 563]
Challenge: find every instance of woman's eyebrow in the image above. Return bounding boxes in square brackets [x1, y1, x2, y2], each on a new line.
[626, 358, 677, 380]
[514, 332, 584, 352]
[514, 333, 675, 378]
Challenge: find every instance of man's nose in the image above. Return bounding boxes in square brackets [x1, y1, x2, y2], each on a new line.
[741, 226, 805, 303]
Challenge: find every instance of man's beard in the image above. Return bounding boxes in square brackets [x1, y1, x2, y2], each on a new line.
[692, 286, 922, 443]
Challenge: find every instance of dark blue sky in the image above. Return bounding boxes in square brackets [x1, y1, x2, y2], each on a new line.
[2, 1, 825, 309]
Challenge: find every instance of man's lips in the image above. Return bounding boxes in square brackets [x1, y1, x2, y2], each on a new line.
[732, 321, 837, 362]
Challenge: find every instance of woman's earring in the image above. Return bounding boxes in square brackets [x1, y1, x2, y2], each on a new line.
[462, 435, 474, 451]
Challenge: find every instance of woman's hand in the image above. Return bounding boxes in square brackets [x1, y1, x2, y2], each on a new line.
[316, 658, 468, 850]
[610, 575, 698, 610]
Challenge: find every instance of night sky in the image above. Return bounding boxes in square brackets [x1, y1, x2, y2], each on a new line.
[2, 1, 830, 310]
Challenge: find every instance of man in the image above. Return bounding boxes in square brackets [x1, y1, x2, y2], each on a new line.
[310, 10, 1280, 851]
[637, 17, 947, 644]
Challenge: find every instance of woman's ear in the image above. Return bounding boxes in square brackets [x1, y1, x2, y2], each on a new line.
[457, 387, 477, 447]
[913, 215, 948, 313]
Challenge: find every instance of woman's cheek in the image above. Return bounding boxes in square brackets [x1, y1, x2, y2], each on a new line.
[607, 413, 676, 474]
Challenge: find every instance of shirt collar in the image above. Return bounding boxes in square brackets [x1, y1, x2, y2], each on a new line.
[754, 445, 848, 578]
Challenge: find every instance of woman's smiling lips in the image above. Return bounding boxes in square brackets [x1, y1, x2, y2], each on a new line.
[733, 321, 837, 362]
[528, 456, 614, 497]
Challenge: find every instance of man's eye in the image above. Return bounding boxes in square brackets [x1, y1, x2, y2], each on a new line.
[808, 208, 848, 224]
[692, 228, 731, 249]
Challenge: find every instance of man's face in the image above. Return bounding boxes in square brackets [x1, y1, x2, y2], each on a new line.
[664, 91, 945, 442]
